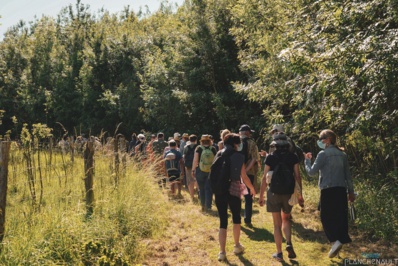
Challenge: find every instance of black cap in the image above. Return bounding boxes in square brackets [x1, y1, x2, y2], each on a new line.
[239, 124, 254, 133]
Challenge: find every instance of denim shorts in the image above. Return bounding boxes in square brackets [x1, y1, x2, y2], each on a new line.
[266, 189, 293, 213]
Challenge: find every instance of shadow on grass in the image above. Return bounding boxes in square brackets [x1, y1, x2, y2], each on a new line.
[236, 253, 255, 266]
[291, 220, 328, 244]
[241, 224, 274, 242]
[241, 208, 260, 217]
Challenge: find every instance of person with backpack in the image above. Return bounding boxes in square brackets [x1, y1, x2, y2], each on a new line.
[152, 132, 169, 157]
[183, 134, 199, 201]
[164, 140, 185, 197]
[238, 124, 260, 226]
[261, 124, 305, 164]
[259, 132, 304, 262]
[212, 133, 256, 261]
[192, 134, 217, 211]
[134, 134, 147, 161]
[304, 129, 355, 258]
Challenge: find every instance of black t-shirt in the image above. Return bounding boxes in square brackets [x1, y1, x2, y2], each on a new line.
[265, 151, 299, 172]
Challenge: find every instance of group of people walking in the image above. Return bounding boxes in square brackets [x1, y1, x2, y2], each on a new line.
[128, 124, 355, 262]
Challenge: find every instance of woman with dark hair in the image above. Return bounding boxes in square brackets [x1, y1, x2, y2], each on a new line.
[215, 133, 256, 261]
[259, 132, 303, 262]
[304, 129, 355, 258]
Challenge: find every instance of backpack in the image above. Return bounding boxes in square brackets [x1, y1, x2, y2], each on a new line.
[209, 151, 232, 195]
[184, 144, 197, 168]
[165, 151, 180, 182]
[199, 145, 215, 173]
[289, 139, 305, 163]
[270, 154, 295, 195]
[153, 140, 168, 155]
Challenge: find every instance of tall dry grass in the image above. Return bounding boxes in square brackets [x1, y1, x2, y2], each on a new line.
[0, 146, 169, 264]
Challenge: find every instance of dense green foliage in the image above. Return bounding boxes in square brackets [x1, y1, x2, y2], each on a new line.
[0, 0, 261, 138]
[0, 0, 397, 241]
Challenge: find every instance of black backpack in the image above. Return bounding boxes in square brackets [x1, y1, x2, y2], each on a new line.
[209, 150, 232, 195]
[184, 144, 197, 167]
[270, 154, 295, 195]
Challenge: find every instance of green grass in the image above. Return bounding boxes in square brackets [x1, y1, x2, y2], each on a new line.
[1, 149, 169, 265]
[1, 148, 397, 265]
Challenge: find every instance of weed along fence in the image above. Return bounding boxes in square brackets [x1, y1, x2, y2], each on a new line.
[0, 136, 131, 242]
[0, 142, 11, 243]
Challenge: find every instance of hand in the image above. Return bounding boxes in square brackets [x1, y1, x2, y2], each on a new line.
[348, 192, 356, 202]
[250, 187, 256, 198]
[259, 197, 265, 207]
[304, 152, 312, 159]
[298, 195, 305, 208]
[259, 150, 267, 157]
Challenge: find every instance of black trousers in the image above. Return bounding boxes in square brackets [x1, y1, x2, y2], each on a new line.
[320, 187, 352, 244]
[215, 192, 242, 229]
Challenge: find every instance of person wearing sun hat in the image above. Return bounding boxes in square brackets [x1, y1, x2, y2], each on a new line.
[192, 134, 217, 211]
[134, 134, 147, 160]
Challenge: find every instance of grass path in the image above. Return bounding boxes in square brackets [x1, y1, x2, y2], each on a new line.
[142, 189, 397, 266]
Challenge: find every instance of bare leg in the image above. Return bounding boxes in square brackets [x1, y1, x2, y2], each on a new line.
[219, 228, 227, 253]
[233, 224, 241, 246]
[170, 182, 176, 195]
[188, 182, 195, 199]
[177, 181, 182, 196]
[272, 212, 283, 253]
[282, 212, 292, 243]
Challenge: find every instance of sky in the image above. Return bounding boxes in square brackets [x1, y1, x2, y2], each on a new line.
[0, 0, 184, 39]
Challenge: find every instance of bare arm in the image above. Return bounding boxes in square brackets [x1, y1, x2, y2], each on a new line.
[192, 151, 199, 178]
[241, 164, 255, 197]
[259, 165, 270, 206]
[293, 163, 304, 206]
[245, 158, 257, 173]
[293, 163, 302, 193]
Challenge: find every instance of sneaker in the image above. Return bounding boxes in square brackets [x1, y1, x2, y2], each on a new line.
[272, 252, 283, 262]
[328, 240, 343, 258]
[233, 244, 245, 254]
[286, 243, 297, 259]
[218, 252, 226, 261]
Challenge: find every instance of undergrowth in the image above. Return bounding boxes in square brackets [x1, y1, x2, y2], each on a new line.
[0, 149, 168, 265]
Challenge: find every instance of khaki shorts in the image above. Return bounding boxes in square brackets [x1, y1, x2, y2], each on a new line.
[266, 189, 293, 213]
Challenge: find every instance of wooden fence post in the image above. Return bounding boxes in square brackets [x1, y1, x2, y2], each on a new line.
[83, 140, 94, 217]
[0, 141, 11, 243]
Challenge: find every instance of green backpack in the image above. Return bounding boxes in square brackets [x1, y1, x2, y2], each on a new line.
[199, 145, 215, 173]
